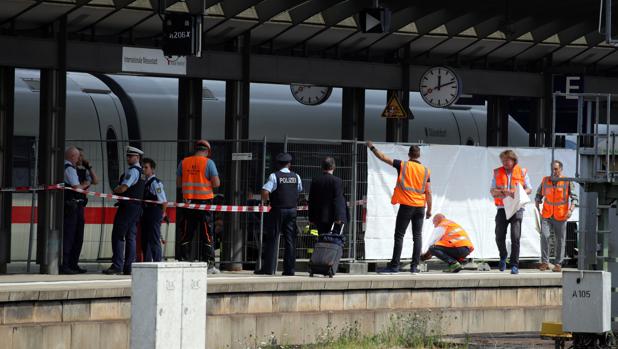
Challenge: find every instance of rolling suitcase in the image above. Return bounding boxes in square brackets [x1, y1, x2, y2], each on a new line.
[309, 224, 344, 278]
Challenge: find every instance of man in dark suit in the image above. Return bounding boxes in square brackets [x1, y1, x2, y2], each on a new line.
[308, 157, 348, 235]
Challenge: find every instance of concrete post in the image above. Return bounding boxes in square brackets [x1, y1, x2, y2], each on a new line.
[131, 262, 208, 349]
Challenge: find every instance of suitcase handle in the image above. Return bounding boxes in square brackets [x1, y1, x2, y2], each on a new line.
[330, 223, 344, 235]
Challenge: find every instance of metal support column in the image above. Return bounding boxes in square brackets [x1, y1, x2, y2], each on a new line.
[542, 73, 554, 147]
[175, 77, 203, 257]
[529, 98, 544, 147]
[37, 16, 67, 274]
[177, 78, 203, 156]
[487, 96, 509, 146]
[0, 66, 15, 274]
[341, 88, 365, 140]
[386, 47, 410, 143]
[223, 32, 250, 271]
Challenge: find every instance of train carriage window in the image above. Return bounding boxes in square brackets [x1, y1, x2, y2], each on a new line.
[202, 88, 217, 100]
[21, 78, 40, 92]
[12, 137, 36, 187]
[106, 127, 120, 190]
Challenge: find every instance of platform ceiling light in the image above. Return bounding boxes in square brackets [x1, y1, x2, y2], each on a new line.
[357, 1, 391, 34]
[157, 0, 204, 57]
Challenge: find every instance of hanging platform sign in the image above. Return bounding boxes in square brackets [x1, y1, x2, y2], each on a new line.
[381, 94, 408, 118]
[121, 47, 187, 75]
[232, 153, 253, 161]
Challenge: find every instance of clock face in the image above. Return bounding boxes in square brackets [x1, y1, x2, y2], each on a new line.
[419, 66, 462, 108]
[290, 84, 333, 106]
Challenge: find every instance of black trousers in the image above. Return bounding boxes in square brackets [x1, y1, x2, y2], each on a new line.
[63, 203, 84, 270]
[389, 205, 425, 269]
[260, 208, 297, 275]
[429, 245, 471, 265]
[179, 200, 214, 263]
[141, 206, 163, 262]
[495, 208, 523, 267]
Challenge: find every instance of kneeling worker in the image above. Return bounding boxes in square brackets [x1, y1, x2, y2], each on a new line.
[421, 214, 474, 273]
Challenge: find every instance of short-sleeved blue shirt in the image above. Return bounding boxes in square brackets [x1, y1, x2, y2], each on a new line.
[262, 168, 303, 193]
[64, 160, 79, 186]
[146, 175, 168, 202]
[121, 163, 142, 187]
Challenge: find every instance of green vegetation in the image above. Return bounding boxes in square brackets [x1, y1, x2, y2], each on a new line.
[257, 312, 467, 349]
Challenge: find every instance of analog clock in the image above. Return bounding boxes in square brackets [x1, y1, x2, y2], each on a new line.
[290, 84, 333, 106]
[419, 66, 462, 108]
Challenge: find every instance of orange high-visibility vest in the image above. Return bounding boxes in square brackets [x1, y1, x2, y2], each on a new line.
[181, 155, 214, 200]
[434, 219, 474, 251]
[391, 161, 430, 207]
[493, 165, 527, 207]
[541, 176, 570, 221]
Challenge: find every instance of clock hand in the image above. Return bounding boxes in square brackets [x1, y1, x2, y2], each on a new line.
[437, 80, 457, 89]
[437, 75, 442, 91]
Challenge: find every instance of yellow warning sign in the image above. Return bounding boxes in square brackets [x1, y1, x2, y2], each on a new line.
[381, 95, 408, 118]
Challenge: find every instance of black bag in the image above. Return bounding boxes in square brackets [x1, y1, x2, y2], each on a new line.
[309, 224, 344, 278]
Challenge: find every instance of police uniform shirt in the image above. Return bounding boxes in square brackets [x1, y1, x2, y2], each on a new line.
[121, 163, 142, 187]
[176, 158, 219, 179]
[262, 168, 303, 193]
[64, 160, 80, 187]
[146, 175, 168, 202]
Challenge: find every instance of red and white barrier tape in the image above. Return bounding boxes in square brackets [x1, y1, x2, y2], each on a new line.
[1, 184, 366, 212]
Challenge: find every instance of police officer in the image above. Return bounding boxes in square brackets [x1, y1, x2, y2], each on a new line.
[256, 153, 302, 276]
[62, 146, 91, 274]
[71, 147, 99, 273]
[141, 158, 168, 262]
[177, 140, 221, 273]
[103, 146, 145, 275]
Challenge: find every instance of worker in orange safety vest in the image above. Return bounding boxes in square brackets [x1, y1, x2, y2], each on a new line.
[176, 139, 221, 273]
[535, 160, 577, 273]
[421, 214, 474, 273]
[490, 149, 532, 275]
[367, 141, 432, 274]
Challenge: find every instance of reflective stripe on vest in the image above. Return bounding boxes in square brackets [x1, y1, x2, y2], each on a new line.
[391, 161, 430, 207]
[434, 220, 474, 251]
[541, 176, 569, 221]
[181, 155, 214, 200]
[493, 165, 526, 207]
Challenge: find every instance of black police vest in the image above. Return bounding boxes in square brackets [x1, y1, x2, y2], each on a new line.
[64, 163, 77, 203]
[120, 165, 146, 201]
[143, 176, 161, 206]
[270, 171, 299, 209]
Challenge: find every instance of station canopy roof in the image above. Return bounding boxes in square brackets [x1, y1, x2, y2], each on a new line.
[0, 0, 615, 74]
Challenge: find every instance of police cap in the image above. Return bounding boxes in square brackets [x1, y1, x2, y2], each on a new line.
[276, 152, 292, 163]
[126, 146, 144, 156]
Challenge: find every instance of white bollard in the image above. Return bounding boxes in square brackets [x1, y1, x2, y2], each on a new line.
[131, 262, 208, 349]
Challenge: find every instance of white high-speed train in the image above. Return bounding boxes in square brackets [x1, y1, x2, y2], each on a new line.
[10, 69, 529, 262]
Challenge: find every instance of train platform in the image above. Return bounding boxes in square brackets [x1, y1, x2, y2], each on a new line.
[0, 268, 563, 348]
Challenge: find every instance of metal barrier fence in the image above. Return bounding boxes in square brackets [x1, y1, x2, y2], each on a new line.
[6, 136, 581, 269]
[284, 137, 367, 261]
